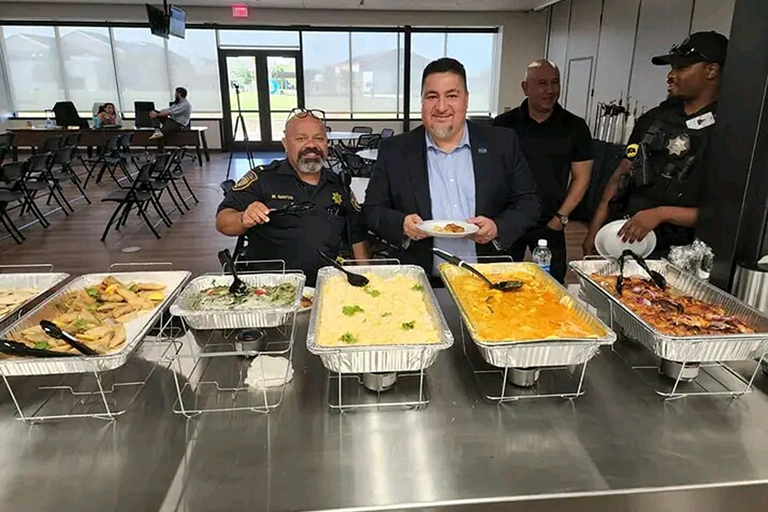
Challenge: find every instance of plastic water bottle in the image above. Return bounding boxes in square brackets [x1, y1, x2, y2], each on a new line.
[532, 239, 552, 275]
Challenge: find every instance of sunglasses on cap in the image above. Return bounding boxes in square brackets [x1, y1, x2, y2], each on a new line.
[669, 43, 713, 62]
[285, 107, 326, 127]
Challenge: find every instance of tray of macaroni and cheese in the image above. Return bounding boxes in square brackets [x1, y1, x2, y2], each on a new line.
[570, 259, 768, 362]
[439, 262, 615, 368]
[0, 271, 190, 376]
[169, 272, 306, 330]
[306, 265, 453, 374]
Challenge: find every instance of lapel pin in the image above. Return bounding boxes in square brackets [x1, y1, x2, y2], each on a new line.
[478, 147, 488, 154]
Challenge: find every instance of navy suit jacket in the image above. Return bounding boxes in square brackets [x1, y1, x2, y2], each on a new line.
[364, 121, 541, 273]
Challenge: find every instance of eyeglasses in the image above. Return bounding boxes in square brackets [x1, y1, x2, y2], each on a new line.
[670, 43, 712, 62]
[285, 108, 326, 127]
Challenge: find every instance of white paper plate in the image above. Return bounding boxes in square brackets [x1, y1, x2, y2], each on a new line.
[595, 219, 657, 259]
[418, 220, 479, 238]
[298, 286, 315, 313]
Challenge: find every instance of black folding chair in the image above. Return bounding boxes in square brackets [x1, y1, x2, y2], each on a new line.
[51, 145, 91, 205]
[219, 180, 248, 259]
[23, 152, 72, 217]
[0, 146, 7, 167]
[101, 162, 169, 241]
[380, 128, 394, 139]
[340, 152, 372, 178]
[0, 160, 50, 229]
[39, 136, 63, 154]
[0, 133, 14, 149]
[352, 126, 373, 134]
[357, 134, 381, 150]
[168, 147, 199, 209]
[144, 153, 178, 222]
[62, 132, 90, 176]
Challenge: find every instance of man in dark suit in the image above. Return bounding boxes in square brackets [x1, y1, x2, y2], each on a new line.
[364, 57, 541, 278]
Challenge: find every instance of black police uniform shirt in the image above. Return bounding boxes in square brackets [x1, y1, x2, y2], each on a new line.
[623, 98, 716, 249]
[216, 159, 367, 285]
[492, 100, 593, 226]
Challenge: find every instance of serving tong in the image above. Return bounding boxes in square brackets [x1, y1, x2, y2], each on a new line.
[616, 249, 667, 295]
[270, 200, 315, 216]
[40, 320, 99, 356]
[218, 249, 249, 296]
[433, 248, 523, 292]
[0, 319, 103, 359]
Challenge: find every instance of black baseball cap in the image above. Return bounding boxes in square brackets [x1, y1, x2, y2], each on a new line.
[652, 31, 729, 67]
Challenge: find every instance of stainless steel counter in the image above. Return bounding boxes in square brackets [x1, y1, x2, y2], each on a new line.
[2, 290, 768, 512]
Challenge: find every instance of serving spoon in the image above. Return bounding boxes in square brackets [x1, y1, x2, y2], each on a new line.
[433, 248, 523, 292]
[317, 250, 369, 288]
[218, 248, 249, 296]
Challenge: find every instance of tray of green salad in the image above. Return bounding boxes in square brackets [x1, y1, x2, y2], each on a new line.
[169, 272, 306, 329]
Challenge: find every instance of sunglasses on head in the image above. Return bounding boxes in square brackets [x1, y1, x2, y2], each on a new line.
[285, 107, 326, 127]
[670, 43, 712, 62]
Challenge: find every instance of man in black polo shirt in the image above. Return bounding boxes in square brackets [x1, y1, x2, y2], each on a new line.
[216, 109, 370, 285]
[492, 59, 593, 283]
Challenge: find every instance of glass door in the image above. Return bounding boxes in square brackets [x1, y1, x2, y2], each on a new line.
[220, 50, 304, 152]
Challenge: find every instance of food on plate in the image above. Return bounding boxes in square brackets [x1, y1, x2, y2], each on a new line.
[0, 287, 39, 319]
[190, 281, 297, 311]
[434, 222, 466, 234]
[9, 276, 166, 355]
[300, 287, 314, 309]
[315, 273, 439, 347]
[442, 264, 600, 341]
[591, 274, 755, 336]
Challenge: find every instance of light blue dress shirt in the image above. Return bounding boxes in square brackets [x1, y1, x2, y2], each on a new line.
[426, 124, 477, 275]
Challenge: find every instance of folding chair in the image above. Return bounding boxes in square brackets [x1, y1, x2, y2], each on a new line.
[380, 128, 394, 139]
[23, 152, 72, 217]
[167, 147, 199, 209]
[101, 162, 169, 241]
[51, 145, 91, 205]
[1, 160, 50, 229]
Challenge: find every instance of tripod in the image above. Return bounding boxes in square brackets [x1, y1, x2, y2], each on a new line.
[226, 82, 255, 180]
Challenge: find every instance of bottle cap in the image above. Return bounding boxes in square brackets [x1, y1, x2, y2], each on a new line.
[538, 239, 548, 247]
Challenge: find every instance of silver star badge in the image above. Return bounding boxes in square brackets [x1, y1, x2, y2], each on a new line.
[666, 135, 689, 157]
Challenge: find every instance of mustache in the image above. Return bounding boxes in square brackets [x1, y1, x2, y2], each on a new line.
[299, 148, 324, 159]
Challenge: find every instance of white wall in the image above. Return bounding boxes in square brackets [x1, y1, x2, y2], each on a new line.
[0, 3, 549, 135]
[547, 0, 735, 128]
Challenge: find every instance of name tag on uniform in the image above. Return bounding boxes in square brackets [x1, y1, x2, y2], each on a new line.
[686, 112, 716, 130]
[271, 193, 294, 201]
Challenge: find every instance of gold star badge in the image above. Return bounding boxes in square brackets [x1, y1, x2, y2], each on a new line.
[626, 144, 639, 160]
[332, 192, 343, 205]
[666, 135, 690, 157]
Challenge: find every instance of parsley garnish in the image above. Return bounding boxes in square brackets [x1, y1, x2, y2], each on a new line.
[34, 341, 50, 350]
[86, 287, 99, 298]
[342, 304, 364, 316]
[73, 318, 89, 329]
[363, 286, 380, 297]
[401, 320, 416, 331]
[339, 332, 358, 344]
[411, 284, 424, 292]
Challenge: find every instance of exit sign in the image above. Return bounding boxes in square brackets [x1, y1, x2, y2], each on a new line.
[232, 4, 249, 18]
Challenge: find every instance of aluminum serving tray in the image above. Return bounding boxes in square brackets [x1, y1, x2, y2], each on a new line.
[440, 262, 616, 368]
[0, 271, 191, 376]
[306, 265, 453, 374]
[169, 273, 306, 330]
[0, 272, 70, 328]
[570, 259, 768, 362]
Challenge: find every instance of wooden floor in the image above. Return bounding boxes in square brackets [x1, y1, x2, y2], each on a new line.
[0, 153, 589, 283]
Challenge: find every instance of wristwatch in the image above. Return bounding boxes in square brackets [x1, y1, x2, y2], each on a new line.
[555, 212, 569, 226]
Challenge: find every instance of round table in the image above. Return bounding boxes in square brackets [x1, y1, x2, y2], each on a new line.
[356, 148, 378, 161]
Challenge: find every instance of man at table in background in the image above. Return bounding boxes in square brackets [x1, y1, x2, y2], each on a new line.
[582, 31, 728, 256]
[215, 108, 370, 286]
[149, 87, 192, 141]
[492, 59, 593, 283]
[364, 57, 540, 280]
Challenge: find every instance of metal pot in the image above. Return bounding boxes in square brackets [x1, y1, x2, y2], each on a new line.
[234, 329, 267, 355]
[507, 368, 541, 388]
[362, 372, 397, 392]
[660, 359, 700, 381]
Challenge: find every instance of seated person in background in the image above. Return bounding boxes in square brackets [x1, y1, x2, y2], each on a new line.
[149, 87, 191, 140]
[97, 102, 122, 127]
[215, 108, 371, 286]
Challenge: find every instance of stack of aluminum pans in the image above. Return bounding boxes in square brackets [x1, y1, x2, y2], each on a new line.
[0, 272, 69, 328]
[570, 259, 768, 362]
[0, 271, 190, 376]
[169, 273, 306, 330]
[440, 262, 616, 368]
[306, 265, 453, 374]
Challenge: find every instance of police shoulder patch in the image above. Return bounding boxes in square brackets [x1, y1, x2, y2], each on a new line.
[350, 191, 362, 212]
[232, 168, 260, 191]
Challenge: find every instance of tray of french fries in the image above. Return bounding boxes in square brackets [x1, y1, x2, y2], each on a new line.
[0, 271, 190, 376]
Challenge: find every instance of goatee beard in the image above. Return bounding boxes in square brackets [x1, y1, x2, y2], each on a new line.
[428, 125, 453, 140]
[296, 159, 323, 174]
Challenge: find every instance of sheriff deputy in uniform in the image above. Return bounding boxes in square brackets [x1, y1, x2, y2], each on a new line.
[583, 31, 728, 256]
[215, 108, 370, 285]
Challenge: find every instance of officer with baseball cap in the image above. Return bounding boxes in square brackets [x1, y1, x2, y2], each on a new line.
[583, 31, 728, 256]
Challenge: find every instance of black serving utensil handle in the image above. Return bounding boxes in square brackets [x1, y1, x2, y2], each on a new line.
[218, 248, 249, 295]
[433, 248, 496, 289]
[39, 320, 99, 356]
[0, 338, 79, 358]
[316, 249, 369, 287]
